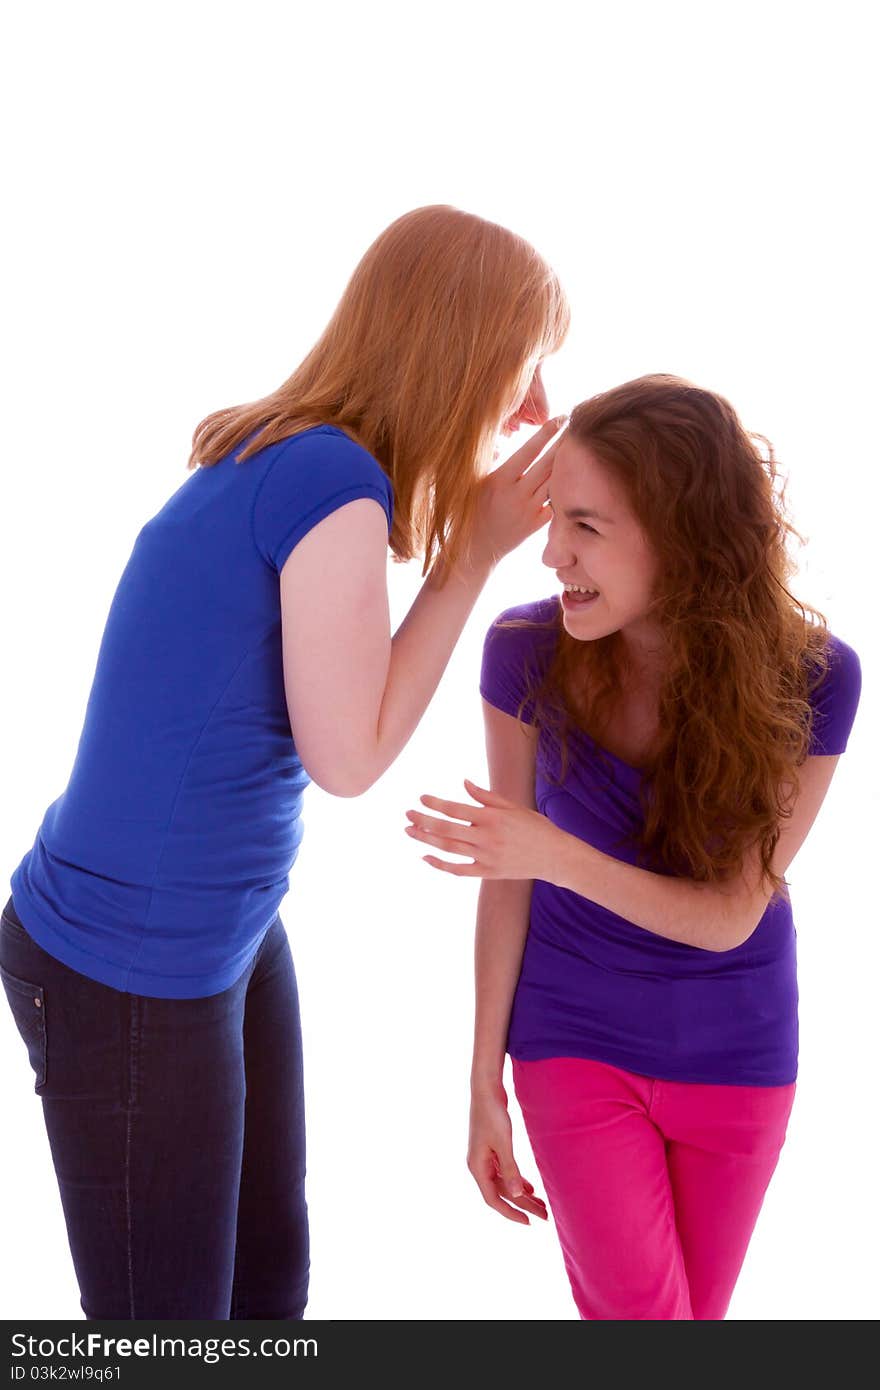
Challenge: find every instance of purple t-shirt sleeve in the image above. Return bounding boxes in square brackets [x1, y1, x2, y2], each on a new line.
[479, 599, 559, 723]
[481, 607, 861, 755]
[807, 633, 862, 755]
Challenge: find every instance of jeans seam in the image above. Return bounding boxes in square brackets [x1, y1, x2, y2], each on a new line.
[230, 1234, 241, 1319]
[125, 996, 141, 1319]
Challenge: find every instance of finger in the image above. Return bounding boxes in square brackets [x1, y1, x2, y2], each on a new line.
[525, 505, 553, 536]
[494, 1152, 527, 1199]
[524, 507, 552, 539]
[407, 805, 478, 831]
[496, 416, 568, 480]
[405, 811, 479, 842]
[499, 1173, 546, 1205]
[521, 1177, 549, 1218]
[495, 1165, 549, 1219]
[462, 778, 511, 808]
[473, 1175, 530, 1225]
[491, 1171, 545, 1221]
[419, 793, 484, 820]
[421, 855, 481, 876]
[521, 446, 557, 497]
[405, 826, 477, 856]
[505, 1191, 549, 1219]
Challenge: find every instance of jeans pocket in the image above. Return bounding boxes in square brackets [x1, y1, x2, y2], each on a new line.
[2, 895, 29, 938]
[0, 963, 47, 1091]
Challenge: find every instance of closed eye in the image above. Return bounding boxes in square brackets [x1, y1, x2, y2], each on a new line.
[546, 501, 600, 535]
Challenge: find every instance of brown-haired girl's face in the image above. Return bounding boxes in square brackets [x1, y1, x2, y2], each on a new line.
[543, 437, 664, 663]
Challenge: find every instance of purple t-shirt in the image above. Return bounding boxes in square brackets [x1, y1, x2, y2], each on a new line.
[480, 596, 862, 1085]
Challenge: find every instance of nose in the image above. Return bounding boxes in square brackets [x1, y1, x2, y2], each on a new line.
[516, 365, 550, 426]
[541, 518, 573, 570]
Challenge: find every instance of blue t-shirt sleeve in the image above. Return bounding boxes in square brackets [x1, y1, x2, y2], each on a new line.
[807, 633, 862, 755]
[251, 427, 394, 573]
[479, 599, 559, 723]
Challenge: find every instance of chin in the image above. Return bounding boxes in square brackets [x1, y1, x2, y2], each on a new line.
[561, 604, 614, 640]
[561, 614, 594, 641]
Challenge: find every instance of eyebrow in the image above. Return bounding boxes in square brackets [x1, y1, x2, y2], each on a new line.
[548, 500, 616, 525]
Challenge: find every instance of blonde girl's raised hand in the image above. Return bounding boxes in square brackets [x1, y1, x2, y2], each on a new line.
[468, 417, 568, 570]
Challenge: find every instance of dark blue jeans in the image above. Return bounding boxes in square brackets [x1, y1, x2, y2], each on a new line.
[0, 893, 308, 1320]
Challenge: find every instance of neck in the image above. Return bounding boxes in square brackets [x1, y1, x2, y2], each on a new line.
[618, 627, 669, 687]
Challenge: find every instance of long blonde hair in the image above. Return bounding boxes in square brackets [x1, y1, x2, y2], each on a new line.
[187, 205, 570, 575]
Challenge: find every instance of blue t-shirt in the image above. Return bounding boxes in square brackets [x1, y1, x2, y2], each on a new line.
[480, 597, 862, 1086]
[10, 426, 394, 998]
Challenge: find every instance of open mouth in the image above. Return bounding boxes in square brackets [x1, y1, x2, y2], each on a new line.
[561, 586, 600, 610]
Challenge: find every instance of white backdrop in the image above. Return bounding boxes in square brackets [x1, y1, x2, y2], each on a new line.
[1, 0, 876, 1321]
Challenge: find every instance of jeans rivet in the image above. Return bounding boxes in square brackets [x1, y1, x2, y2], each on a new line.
[34, 998, 42, 1008]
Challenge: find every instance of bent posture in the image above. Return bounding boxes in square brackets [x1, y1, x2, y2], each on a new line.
[406, 374, 862, 1320]
[0, 204, 570, 1319]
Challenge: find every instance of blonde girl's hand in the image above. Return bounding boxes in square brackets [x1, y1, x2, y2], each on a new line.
[468, 1084, 548, 1225]
[469, 416, 568, 569]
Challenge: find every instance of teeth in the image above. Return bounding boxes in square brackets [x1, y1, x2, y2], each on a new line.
[564, 584, 598, 595]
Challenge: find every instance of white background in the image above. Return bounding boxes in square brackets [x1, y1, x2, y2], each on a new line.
[1, 0, 877, 1321]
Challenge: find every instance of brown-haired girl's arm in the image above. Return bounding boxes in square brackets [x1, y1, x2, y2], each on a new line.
[545, 751, 843, 950]
[406, 751, 845, 953]
[278, 419, 564, 797]
[468, 701, 548, 1226]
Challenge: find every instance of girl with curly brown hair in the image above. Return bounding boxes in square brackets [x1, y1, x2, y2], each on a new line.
[404, 374, 862, 1320]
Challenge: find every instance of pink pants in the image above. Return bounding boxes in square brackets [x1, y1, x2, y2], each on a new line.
[512, 1055, 796, 1320]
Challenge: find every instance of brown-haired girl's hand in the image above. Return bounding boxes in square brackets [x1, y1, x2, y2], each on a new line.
[469, 1084, 548, 1225]
[405, 779, 564, 881]
[470, 416, 568, 570]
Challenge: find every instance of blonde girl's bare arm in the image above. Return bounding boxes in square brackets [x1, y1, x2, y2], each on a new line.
[279, 498, 490, 797]
[279, 421, 562, 797]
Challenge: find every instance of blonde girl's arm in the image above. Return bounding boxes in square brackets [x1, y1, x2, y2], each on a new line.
[468, 701, 547, 1225]
[278, 420, 563, 796]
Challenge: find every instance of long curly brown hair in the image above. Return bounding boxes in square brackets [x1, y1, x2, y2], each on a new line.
[507, 374, 832, 905]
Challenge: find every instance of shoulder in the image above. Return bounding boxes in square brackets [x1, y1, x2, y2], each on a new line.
[808, 629, 861, 697]
[807, 629, 862, 755]
[252, 425, 393, 573]
[824, 630, 861, 675]
[483, 595, 560, 664]
[486, 594, 561, 636]
[272, 425, 392, 499]
[480, 595, 560, 721]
